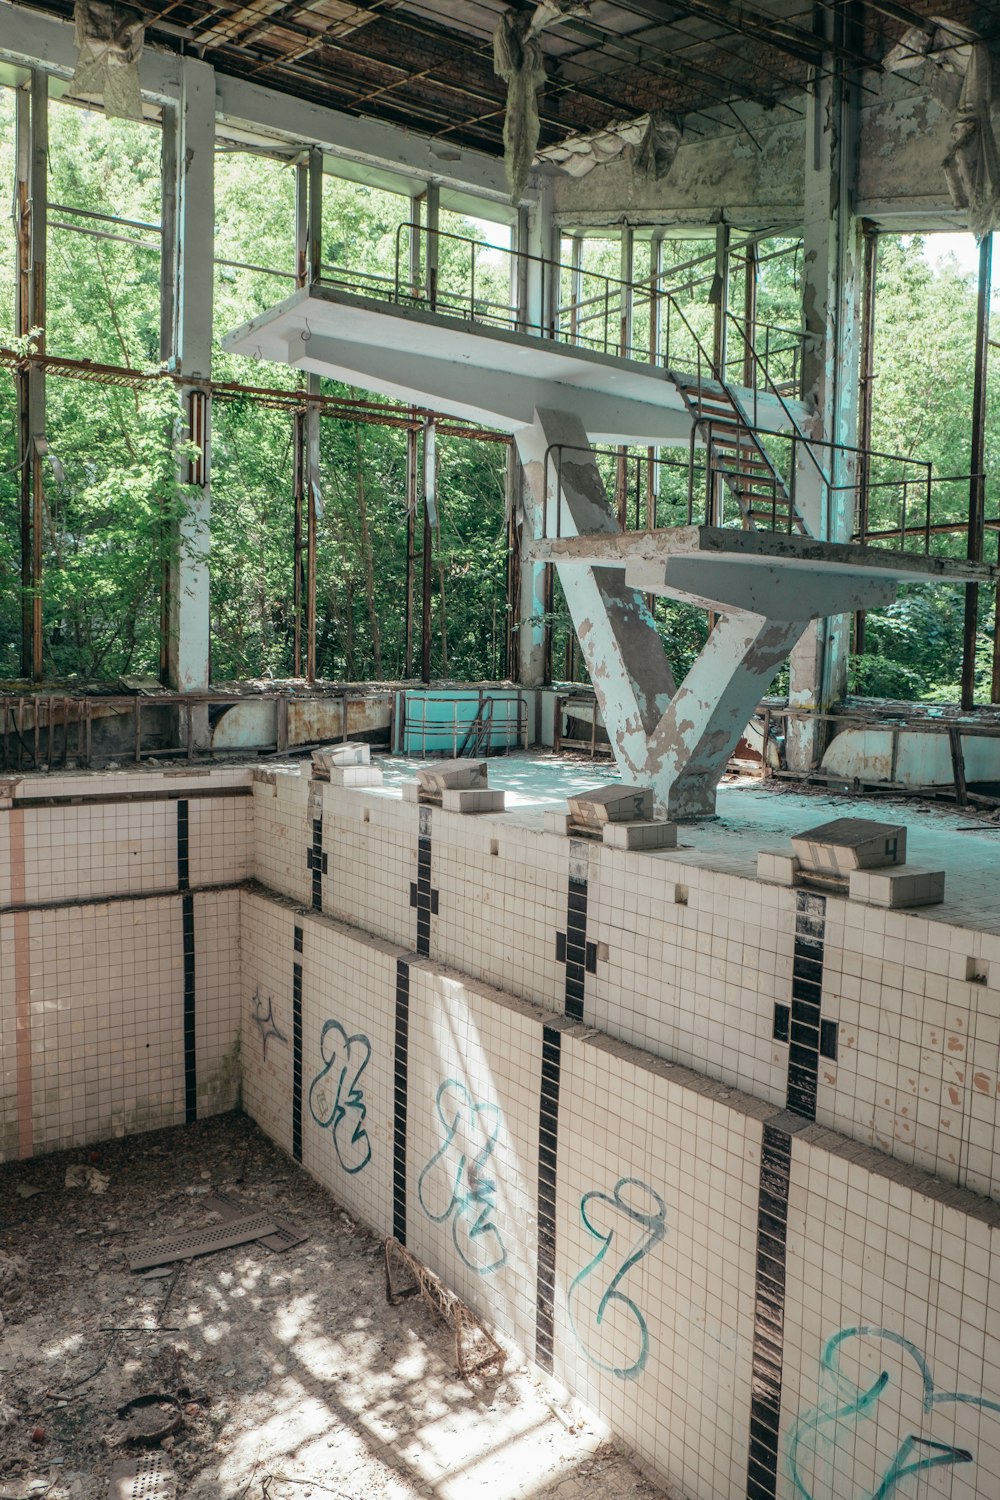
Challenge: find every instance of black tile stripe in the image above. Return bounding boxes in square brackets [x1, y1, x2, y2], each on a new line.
[182, 892, 196, 1124]
[310, 817, 323, 911]
[393, 959, 410, 1244]
[561, 873, 589, 1021]
[786, 892, 827, 1122]
[535, 1026, 561, 1372]
[410, 807, 438, 958]
[745, 893, 828, 1498]
[292, 926, 303, 1162]
[176, 799, 189, 891]
[746, 1122, 792, 1500]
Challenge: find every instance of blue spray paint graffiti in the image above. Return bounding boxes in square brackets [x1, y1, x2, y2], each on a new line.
[788, 1326, 1000, 1500]
[567, 1176, 666, 1380]
[417, 1079, 507, 1276]
[307, 1020, 372, 1174]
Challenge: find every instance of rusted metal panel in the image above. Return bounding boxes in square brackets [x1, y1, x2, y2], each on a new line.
[212, 700, 278, 749]
[287, 695, 391, 746]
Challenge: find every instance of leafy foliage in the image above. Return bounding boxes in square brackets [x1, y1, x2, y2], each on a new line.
[0, 91, 998, 704]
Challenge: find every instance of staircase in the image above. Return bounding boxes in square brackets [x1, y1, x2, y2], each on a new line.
[672, 372, 810, 536]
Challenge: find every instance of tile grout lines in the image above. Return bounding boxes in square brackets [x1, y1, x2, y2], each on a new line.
[535, 1025, 561, 1372]
[178, 800, 197, 1125]
[409, 805, 438, 958]
[292, 922, 304, 1162]
[393, 958, 411, 1244]
[746, 890, 828, 1500]
[556, 841, 596, 1021]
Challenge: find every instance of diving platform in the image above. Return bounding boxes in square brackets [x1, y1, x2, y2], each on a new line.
[527, 525, 996, 616]
[223, 281, 986, 818]
[222, 281, 801, 448]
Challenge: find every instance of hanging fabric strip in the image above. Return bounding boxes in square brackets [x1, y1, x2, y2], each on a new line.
[69, 0, 145, 122]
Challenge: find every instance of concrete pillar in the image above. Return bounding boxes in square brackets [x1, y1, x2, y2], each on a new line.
[515, 179, 557, 682]
[516, 407, 676, 781]
[786, 13, 863, 772]
[514, 448, 547, 688]
[522, 174, 556, 335]
[167, 58, 215, 710]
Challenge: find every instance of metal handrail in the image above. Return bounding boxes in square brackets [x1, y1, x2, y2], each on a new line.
[318, 222, 946, 552]
[540, 437, 947, 553]
[401, 691, 527, 756]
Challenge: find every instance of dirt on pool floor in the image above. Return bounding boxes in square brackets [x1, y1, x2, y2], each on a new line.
[0, 1114, 670, 1500]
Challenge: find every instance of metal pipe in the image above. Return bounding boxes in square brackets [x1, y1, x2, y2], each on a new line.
[306, 406, 318, 682]
[620, 225, 634, 358]
[741, 236, 758, 387]
[292, 409, 305, 676]
[421, 417, 434, 683]
[993, 529, 1000, 705]
[49, 221, 160, 252]
[425, 183, 440, 312]
[853, 222, 878, 655]
[961, 232, 993, 711]
[405, 414, 417, 677]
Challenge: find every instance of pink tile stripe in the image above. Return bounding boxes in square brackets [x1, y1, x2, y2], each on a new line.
[9, 810, 32, 1158]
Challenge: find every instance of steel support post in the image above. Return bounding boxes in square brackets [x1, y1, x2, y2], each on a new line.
[513, 180, 556, 684]
[711, 221, 730, 378]
[292, 410, 305, 676]
[409, 189, 424, 298]
[961, 232, 992, 710]
[305, 402, 319, 682]
[741, 236, 758, 388]
[568, 234, 583, 344]
[159, 103, 177, 685]
[421, 416, 435, 683]
[647, 233, 664, 529]
[852, 221, 878, 658]
[405, 417, 417, 677]
[296, 148, 323, 681]
[15, 74, 47, 682]
[619, 225, 634, 356]
[786, 6, 862, 772]
[166, 58, 214, 727]
[615, 227, 634, 527]
[425, 182, 440, 310]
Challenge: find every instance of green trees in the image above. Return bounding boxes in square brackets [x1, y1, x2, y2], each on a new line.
[855, 234, 999, 701]
[0, 93, 510, 685]
[0, 86, 997, 703]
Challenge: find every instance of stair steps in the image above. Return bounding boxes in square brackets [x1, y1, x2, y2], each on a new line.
[670, 372, 810, 536]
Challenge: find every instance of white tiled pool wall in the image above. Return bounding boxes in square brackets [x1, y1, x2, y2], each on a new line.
[0, 768, 250, 1159]
[246, 769, 1000, 1500]
[6, 762, 1000, 1499]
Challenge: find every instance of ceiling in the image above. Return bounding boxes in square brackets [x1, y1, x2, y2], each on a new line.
[19, 0, 1000, 156]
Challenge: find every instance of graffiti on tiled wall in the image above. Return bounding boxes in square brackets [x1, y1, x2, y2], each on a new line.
[308, 1020, 373, 1174]
[787, 1326, 1000, 1500]
[418, 1079, 507, 1275]
[567, 1176, 667, 1380]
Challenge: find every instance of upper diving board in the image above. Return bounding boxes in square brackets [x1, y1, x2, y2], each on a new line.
[221, 281, 801, 448]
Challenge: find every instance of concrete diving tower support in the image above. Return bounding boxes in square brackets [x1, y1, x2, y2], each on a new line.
[223, 284, 996, 818]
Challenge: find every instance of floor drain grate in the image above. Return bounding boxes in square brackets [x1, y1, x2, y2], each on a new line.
[109, 1454, 175, 1500]
[204, 1191, 309, 1253]
[125, 1214, 280, 1270]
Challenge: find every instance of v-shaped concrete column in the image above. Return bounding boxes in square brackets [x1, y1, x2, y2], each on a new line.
[515, 410, 676, 785]
[516, 409, 877, 818]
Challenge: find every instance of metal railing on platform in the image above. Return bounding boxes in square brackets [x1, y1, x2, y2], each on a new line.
[314, 222, 972, 559]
